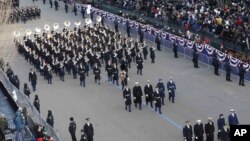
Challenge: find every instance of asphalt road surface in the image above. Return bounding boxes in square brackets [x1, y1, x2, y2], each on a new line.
[0, 1, 249, 141]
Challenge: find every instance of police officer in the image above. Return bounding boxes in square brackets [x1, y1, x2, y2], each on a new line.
[150, 47, 155, 63]
[217, 114, 225, 140]
[224, 59, 232, 81]
[79, 64, 86, 87]
[228, 109, 239, 125]
[29, 68, 37, 91]
[194, 120, 204, 141]
[173, 40, 178, 58]
[167, 77, 176, 103]
[69, 117, 77, 141]
[193, 48, 199, 68]
[142, 42, 148, 60]
[105, 61, 113, 82]
[155, 34, 161, 51]
[156, 79, 165, 105]
[153, 87, 162, 114]
[205, 117, 215, 141]
[46, 110, 54, 127]
[183, 121, 193, 141]
[54, 0, 59, 11]
[144, 80, 154, 108]
[83, 118, 94, 141]
[212, 54, 220, 76]
[238, 63, 246, 86]
[120, 70, 128, 89]
[133, 82, 143, 110]
[136, 53, 143, 75]
[123, 86, 132, 112]
[93, 64, 101, 85]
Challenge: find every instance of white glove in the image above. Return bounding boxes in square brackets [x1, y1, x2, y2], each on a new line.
[146, 95, 148, 97]
[195, 137, 198, 139]
[168, 90, 171, 93]
[127, 77, 130, 81]
[124, 99, 126, 101]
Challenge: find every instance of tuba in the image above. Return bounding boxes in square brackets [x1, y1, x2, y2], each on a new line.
[64, 20, 71, 27]
[35, 27, 41, 33]
[74, 20, 81, 27]
[85, 18, 92, 26]
[53, 23, 59, 30]
[44, 24, 50, 31]
[13, 31, 20, 37]
[96, 15, 102, 23]
[26, 29, 32, 36]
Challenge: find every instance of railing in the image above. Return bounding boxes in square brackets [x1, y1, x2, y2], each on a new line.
[0, 70, 62, 141]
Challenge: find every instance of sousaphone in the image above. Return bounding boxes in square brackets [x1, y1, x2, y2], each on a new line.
[96, 15, 102, 23]
[64, 20, 71, 27]
[35, 27, 41, 33]
[53, 23, 59, 30]
[44, 24, 50, 31]
[85, 18, 92, 25]
[74, 20, 81, 27]
[13, 31, 20, 37]
[26, 29, 32, 36]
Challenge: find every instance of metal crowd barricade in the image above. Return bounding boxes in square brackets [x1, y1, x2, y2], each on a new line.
[0, 70, 62, 141]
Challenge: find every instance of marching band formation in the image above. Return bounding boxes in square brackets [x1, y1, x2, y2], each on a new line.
[8, 6, 41, 24]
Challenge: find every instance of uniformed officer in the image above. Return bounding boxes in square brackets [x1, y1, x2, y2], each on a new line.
[238, 63, 246, 86]
[142, 42, 148, 60]
[133, 82, 143, 110]
[228, 109, 239, 125]
[105, 61, 113, 82]
[123, 86, 132, 112]
[114, 19, 119, 33]
[120, 70, 128, 89]
[156, 79, 165, 105]
[136, 53, 143, 75]
[83, 118, 94, 141]
[46, 110, 54, 127]
[59, 62, 65, 81]
[65, 2, 68, 13]
[193, 48, 199, 68]
[93, 64, 101, 85]
[69, 117, 77, 141]
[79, 64, 86, 87]
[155, 35, 161, 51]
[81, 6, 85, 19]
[138, 25, 144, 43]
[144, 80, 154, 108]
[173, 40, 178, 58]
[167, 77, 176, 103]
[28, 68, 37, 91]
[183, 121, 193, 141]
[224, 59, 232, 81]
[126, 20, 130, 37]
[205, 117, 215, 141]
[153, 87, 162, 114]
[220, 125, 230, 141]
[47, 65, 53, 84]
[73, 3, 77, 16]
[212, 54, 220, 76]
[54, 0, 59, 11]
[33, 95, 40, 113]
[194, 120, 204, 141]
[150, 47, 155, 63]
[217, 114, 225, 140]
[112, 64, 119, 86]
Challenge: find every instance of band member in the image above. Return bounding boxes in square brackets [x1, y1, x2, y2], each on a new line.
[105, 60, 113, 82]
[155, 34, 161, 51]
[144, 80, 154, 108]
[79, 64, 86, 87]
[59, 62, 65, 81]
[123, 86, 132, 112]
[136, 53, 143, 75]
[112, 64, 119, 86]
[93, 64, 101, 85]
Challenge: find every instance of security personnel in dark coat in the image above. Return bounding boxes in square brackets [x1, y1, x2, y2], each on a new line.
[217, 114, 225, 140]
[54, 0, 59, 11]
[46, 110, 54, 127]
[138, 25, 144, 43]
[224, 60, 232, 81]
[114, 19, 119, 33]
[153, 87, 162, 114]
[193, 48, 199, 68]
[123, 86, 132, 112]
[84, 118, 94, 141]
[212, 54, 220, 75]
[150, 47, 155, 63]
[173, 40, 178, 58]
[81, 7, 85, 19]
[69, 117, 77, 141]
[59, 62, 65, 81]
[23, 83, 31, 98]
[228, 109, 239, 125]
[205, 117, 215, 141]
[126, 20, 130, 37]
[144, 80, 154, 108]
[167, 77, 176, 103]
[136, 53, 143, 75]
[49, 0, 53, 8]
[33, 95, 40, 113]
[79, 64, 86, 87]
[112, 64, 119, 86]
[80, 129, 88, 141]
[238, 63, 246, 86]
[142, 42, 148, 60]
[155, 35, 161, 51]
[156, 79, 165, 105]
[133, 82, 143, 110]
[93, 64, 101, 85]
[183, 121, 193, 141]
[29, 68, 37, 91]
[105, 61, 113, 82]
[73, 4, 77, 16]
[72, 61, 78, 79]
[65, 2, 68, 13]
[220, 125, 230, 141]
[194, 120, 204, 141]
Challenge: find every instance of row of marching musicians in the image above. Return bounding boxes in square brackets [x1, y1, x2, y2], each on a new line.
[15, 23, 157, 89]
[8, 6, 41, 24]
[122, 77, 177, 113]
